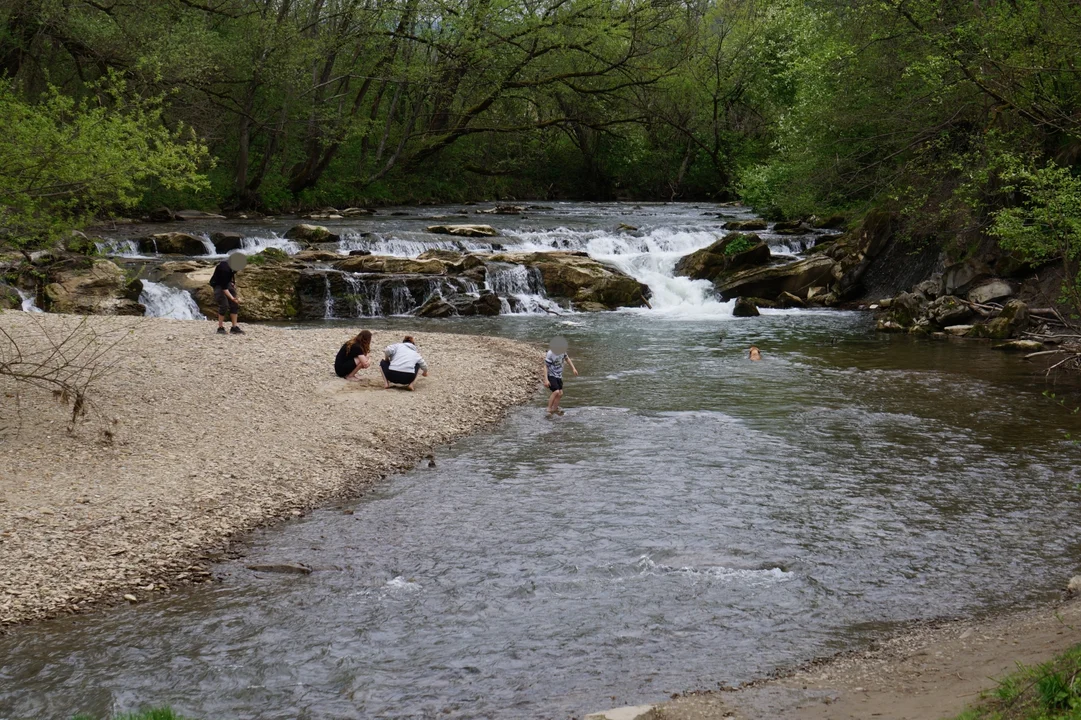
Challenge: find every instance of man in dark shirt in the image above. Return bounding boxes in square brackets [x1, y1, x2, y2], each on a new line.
[210, 252, 246, 335]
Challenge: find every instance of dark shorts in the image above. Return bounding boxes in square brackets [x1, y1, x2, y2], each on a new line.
[214, 286, 239, 316]
[547, 376, 563, 392]
[380, 359, 418, 386]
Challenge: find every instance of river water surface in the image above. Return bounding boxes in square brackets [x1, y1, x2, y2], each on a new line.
[2, 204, 1081, 720]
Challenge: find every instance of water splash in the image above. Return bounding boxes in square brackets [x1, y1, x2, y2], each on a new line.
[94, 239, 144, 257]
[17, 288, 43, 313]
[139, 281, 203, 320]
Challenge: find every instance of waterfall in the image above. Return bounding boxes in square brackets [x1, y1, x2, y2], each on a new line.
[323, 274, 337, 319]
[485, 263, 562, 315]
[139, 281, 203, 320]
[17, 289, 43, 313]
[198, 234, 217, 255]
[95, 239, 143, 257]
[338, 234, 499, 257]
[240, 235, 302, 256]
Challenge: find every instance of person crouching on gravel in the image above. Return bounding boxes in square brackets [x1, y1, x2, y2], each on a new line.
[335, 330, 372, 381]
[380, 335, 429, 390]
[543, 336, 578, 416]
[210, 252, 246, 335]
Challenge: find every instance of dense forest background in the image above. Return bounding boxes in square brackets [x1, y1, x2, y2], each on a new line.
[2, 0, 1081, 270]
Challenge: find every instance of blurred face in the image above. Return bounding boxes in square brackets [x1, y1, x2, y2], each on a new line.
[550, 336, 568, 354]
[228, 252, 247, 272]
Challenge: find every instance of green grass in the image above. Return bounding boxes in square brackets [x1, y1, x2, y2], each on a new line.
[73, 709, 186, 720]
[953, 644, 1081, 720]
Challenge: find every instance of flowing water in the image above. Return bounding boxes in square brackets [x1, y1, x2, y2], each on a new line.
[3, 205, 1081, 720]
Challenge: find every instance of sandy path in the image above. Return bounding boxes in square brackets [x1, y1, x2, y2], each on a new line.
[0, 312, 538, 626]
[655, 598, 1081, 720]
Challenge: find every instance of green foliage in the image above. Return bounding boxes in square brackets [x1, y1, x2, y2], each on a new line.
[0, 75, 209, 249]
[724, 235, 757, 256]
[247, 247, 288, 266]
[952, 644, 1081, 720]
[73, 708, 187, 720]
[992, 160, 1081, 316]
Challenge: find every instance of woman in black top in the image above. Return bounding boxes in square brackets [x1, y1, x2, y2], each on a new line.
[335, 330, 372, 380]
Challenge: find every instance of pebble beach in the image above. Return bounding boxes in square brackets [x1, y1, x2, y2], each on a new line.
[0, 312, 538, 626]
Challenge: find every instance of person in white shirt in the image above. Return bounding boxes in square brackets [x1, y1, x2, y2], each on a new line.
[380, 335, 429, 391]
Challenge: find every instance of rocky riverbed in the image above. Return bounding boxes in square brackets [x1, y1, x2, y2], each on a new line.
[0, 312, 537, 626]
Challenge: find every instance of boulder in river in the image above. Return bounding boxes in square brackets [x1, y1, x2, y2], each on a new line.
[927, 295, 972, 327]
[943, 258, 992, 296]
[186, 264, 301, 321]
[674, 233, 771, 282]
[139, 232, 208, 255]
[971, 299, 1029, 339]
[732, 297, 761, 317]
[714, 255, 838, 302]
[993, 339, 1043, 352]
[723, 219, 768, 232]
[426, 224, 500, 238]
[42, 258, 144, 315]
[491, 251, 650, 310]
[210, 232, 245, 254]
[966, 278, 1015, 305]
[285, 224, 340, 244]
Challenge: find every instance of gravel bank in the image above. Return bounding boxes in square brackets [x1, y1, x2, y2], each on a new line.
[0, 312, 538, 627]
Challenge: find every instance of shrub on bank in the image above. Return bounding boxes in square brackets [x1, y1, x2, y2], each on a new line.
[954, 644, 1081, 719]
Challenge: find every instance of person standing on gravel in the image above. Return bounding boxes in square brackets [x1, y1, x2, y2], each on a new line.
[210, 252, 246, 335]
[543, 336, 578, 416]
[380, 335, 429, 390]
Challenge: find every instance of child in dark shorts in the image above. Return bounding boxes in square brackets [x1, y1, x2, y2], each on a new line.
[543, 337, 578, 416]
[209, 253, 246, 335]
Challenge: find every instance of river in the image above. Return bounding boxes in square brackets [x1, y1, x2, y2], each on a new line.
[2, 203, 1081, 720]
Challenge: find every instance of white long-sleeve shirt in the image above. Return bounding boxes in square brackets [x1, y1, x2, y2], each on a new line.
[385, 342, 428, 373]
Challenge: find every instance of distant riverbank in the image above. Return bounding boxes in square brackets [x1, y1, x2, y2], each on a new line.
[0, 312, 537, 626]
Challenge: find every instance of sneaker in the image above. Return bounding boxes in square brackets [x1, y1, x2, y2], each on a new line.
[229, 326, 245, 335]
[217, 327, 227, 335]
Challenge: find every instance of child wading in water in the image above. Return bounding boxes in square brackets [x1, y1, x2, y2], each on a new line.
[543, 337, 578, 416]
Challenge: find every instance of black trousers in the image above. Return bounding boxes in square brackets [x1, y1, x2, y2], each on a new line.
[380, 359, 418, 385]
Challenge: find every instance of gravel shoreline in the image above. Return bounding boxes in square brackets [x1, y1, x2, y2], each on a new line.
[0, 312, 538, 627]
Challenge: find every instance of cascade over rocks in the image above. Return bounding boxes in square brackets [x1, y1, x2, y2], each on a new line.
[674, 233, 771, 282]
[210, 232, 245, 253]
[490, 251, 651, 310]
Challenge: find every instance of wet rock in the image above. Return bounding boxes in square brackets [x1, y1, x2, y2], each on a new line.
[927, 295, 971, 327]
[0, 282, 19, 309]
[476, 205, 527, 215]
[293, 250, 344, 263]
[341, 207, 375, 217]
[473, 290, 502, 316]
[415, 297, 457, 318]
[427, 224, 499, 238]
[772, 220, 812, 235]
[674, 233, 771, 282]
[714, 255, 838, 301]
[246, 563, 313, 575]
[1068, 576, 1081, 595]
[967, 279, 1015, 305]
[285, 224, 340, 244]
[139, 232, 208, 255]
[732, 297, 760, 317]
[210, 232, 245, 254]
[174, 209, 226, 221]
[417, 249, 464, 263]
[723, 219, 768, 231]
[993, 340, 1043, 352]
[943, 258, 992, 295]
[777, 291, 805, 308]
[618, 223, 638, 232]
[881, 291, 927, 329]
[944, 324, 974, 336]
[971, 299, 1029, 339]
[42, 259, 145, 315]
[336, 255, 446, 275]
[490, 252, 649, 310]
[348, 249, 371, 256]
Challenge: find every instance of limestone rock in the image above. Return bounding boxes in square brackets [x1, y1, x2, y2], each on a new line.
[967, 279, 1015, 305]
[732, 297, 760, 317]
[285, 224, 340, 244]
[944, 324, 974, 336]
[489, 252, 649, 310]
[971, 299, 1029, 339]
[336, 255, 446, 275]
[723, 219, 768, 231]
[927, 295, 971, 327]
[881, 291, 927, 329]
[139, 232, 208, 255]
[714, 255, 838, 301]
[43, 259, 145, 315]
[191, 265, 301, 321]
[772, 220, 812, 235]
[944, 258, 992, 295]
[993, 340, 1043, 352]
[293, 250, 344, 263]
[173, 209, 226, 221]
[426, 224, 499, 238]
[416, 297, 457, 318]
[674, 233, 771, 282]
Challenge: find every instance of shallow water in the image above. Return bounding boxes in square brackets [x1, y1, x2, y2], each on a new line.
[4, 204, 1081, 719]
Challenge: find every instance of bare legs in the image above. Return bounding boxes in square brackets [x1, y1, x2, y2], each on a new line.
[547, 388, 563, 414]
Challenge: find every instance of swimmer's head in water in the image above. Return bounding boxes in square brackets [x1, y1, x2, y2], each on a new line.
[749, 345, 762, 361]
[550, 336, 568, 354]
[228, 252, 247, 272]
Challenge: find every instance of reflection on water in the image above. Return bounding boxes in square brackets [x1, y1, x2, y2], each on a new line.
[2, 305, 1081, 720]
